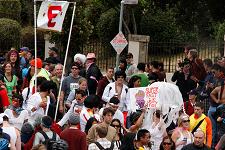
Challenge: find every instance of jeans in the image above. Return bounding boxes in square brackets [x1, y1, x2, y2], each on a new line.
[208, 106, 217, 148]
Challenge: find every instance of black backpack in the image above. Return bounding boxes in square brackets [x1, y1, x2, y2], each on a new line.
[39, 130, 56, 149]
[95, 141, 114, 150]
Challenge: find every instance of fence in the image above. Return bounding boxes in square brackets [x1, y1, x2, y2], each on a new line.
[81, 40, 223, 73]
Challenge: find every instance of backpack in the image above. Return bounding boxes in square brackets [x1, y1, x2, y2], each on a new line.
[0, 134, 9, 150]
[39, 130, 56, 149]
[95, 141, 114, 150]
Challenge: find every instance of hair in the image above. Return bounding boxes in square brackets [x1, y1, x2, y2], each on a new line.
[39, 80, 56, 92]
[158, 62, 164, 72]
[128, 75, 141, 88]
[2, 115, 9, 122]
[71, 62, 81, 70]
[84, 95, 100, 109]
[177, 114, 189, 127]
[75, 89, 86, 97]
[111, 119, 123, 140]
[137, 63, 146, 72]
[189, 49, 198, 58]
[203, 58, 213, 68]
[109, 96, 120, 105]
[12, 93, 24, 107]
[96, 125, 107, 138]
[103, 107, 115, 116]
[85, 117, 98, 134]
[150, 61, 159, 69]
[6, 49, 20, 64]
[184, 45, 196, 51]
[130, 111, 142, 125]
[153, 110, 161, 119]
[107, 67, 114, 70]
[36, 77, 47, 87]
[212, 64, 225, 74]
[78, 77, 87, 85]
[115, 70, 126, 80]
[136, 129, 150, 141]
[194, 102, 204, 109]
[159, 136, 175, 150]
[2, 61, 12, 74]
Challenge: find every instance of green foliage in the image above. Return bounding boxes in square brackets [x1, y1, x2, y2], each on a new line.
[214, 21, 225, 41]
[20, 0, 33, 26]
[0, 0, 21, 22]
[96, 8, 119, 44]
[0, 18, 21, 50]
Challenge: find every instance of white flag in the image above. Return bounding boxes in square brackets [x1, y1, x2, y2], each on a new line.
[37, 1, 69, 32]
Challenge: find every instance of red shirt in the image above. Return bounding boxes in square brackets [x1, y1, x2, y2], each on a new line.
[183, 101, 194, 116]
[0, 88, 10, 109]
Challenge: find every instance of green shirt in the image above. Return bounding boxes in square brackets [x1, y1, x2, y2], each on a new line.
[4, 75, 17, 104]
[132, 73, 149, 87]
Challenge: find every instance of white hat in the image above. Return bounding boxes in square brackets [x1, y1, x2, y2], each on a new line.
[86, 53, 96, 59]
[74, 53, 86, 65]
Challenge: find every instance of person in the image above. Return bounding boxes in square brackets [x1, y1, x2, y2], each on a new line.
[99, 97, 124, 126]
[125, 53, 137, 82]
[183, 90, 198, 116]
[215, 103, 225, 141]
[132, 63, 149, 87]
[51, 63, 63, 92]
[133, 129, 151, 150]
[74, 53, 86, 77]
[66, 78, 89, 108]
[120, 132, 136, 150]
[87, 107, 116, 144]
[33, 116, 60, 147]
[97, 67, 115, 106]
[102, 71, 128, 112]
[127, 75, 141, 88]
[3, 62, 18, 103]
[26, 81, 55, 124]
[0, 113, 21, 150]
[4, 93, 29, 130]
[129, 107, 146, 133]
[0, 74, 10, 113]
[171, 114, 193, 150]
[160, 136, 176, 150]
[181, 129, 210, 150]
[80, 95, 100, 132]
[58, 89, 87, 127]
[116, 59, 127, 73]
[60, 113, 87, 150]
[45, 47, 61, 64]
[59, 62, 82, 112]
[85, 117, 98, 134]
[171, 60, 197, 101]
[187, 49, 206, 82]
[189, 102, 212, 147]
[148, 60, 165, 82]
[215, 133, 225, 150]
[110, 119, 123, 149]
[88, 125, 118, 150]
[147, 110, 167, 150]
[86, 53, 103, 95]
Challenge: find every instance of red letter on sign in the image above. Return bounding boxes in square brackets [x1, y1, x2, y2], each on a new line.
[48, 6, 62, 27]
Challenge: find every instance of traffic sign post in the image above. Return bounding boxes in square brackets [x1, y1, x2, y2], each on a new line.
[110, 32, 128, 54]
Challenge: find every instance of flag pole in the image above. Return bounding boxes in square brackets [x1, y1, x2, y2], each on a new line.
[54, 2, 77, 121]
[34, 0, 38, 93]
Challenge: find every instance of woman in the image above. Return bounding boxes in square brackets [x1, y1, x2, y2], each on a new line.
[129, 107, 146, 133]
[128, 75, 141, 88]
[66, 78, 89, 108]
[85, 117, 98, 134]
[102, 71, 128, 112]
[148, 110, 167, 150]
[3, 62, 18, 103]
[110, 119, 123, 149]
[171, 114, 193, 150]
[159, 136, 175, 150]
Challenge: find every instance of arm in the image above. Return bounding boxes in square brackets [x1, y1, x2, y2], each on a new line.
[210, 87, 220, 103]
[171, 71, 179, 82]
[129, 109, 145, 132]
[10, 138, 16, 150]
[205, 117, 212, 147]
[171, 129, 186, 147]
[102, 85, 112, 103]
[15, 128, 21, 150]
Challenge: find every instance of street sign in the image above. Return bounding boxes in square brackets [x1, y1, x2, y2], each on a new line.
[110, 32, 128, 54]
[124, 0, 138, 4]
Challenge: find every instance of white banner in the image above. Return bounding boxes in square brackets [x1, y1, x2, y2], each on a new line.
[37, 1, 69, 32]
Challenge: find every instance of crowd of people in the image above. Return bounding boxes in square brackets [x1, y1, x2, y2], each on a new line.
[0, 45, 224, 150]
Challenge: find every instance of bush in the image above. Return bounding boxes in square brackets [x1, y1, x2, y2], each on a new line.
[0, 0, 21, 22]
[0, 18, 21, 51]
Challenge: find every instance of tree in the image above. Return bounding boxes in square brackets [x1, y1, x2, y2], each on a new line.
[0, 0, 21, 22]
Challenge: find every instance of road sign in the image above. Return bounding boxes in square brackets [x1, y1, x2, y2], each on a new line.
[124, 0, 138, 5]
[110, 32, 128, 54]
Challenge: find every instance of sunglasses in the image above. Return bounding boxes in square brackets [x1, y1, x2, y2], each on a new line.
[111, 124, 120, 128]
[182, 120, 190, 123]
[163, 142, 172, 145]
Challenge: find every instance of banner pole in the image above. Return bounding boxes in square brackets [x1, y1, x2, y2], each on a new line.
[54, 2, 77, 121]
[34, 0, 38, 93]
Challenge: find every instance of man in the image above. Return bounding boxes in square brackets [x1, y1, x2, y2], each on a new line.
[59, 62, 82, 112]
[88, 125, 118, 150]
[33, 116, 60, 147]
[86, 53, 102, 95]
[97, 67, 114, 104]
[99, 97, 124, 125]
[132, 63, 149, 87]
[183, 89, 198, 116]
[133, 129, 151, 150]
[60, 113, 87, 150]
[87, 107, 116, 144]
[45, 47, 61, 64]
[182, 129, 210, 150]
[125, 53, 137, 81]
[189, 102, 212, 147]
[51, 63, 63, 91]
